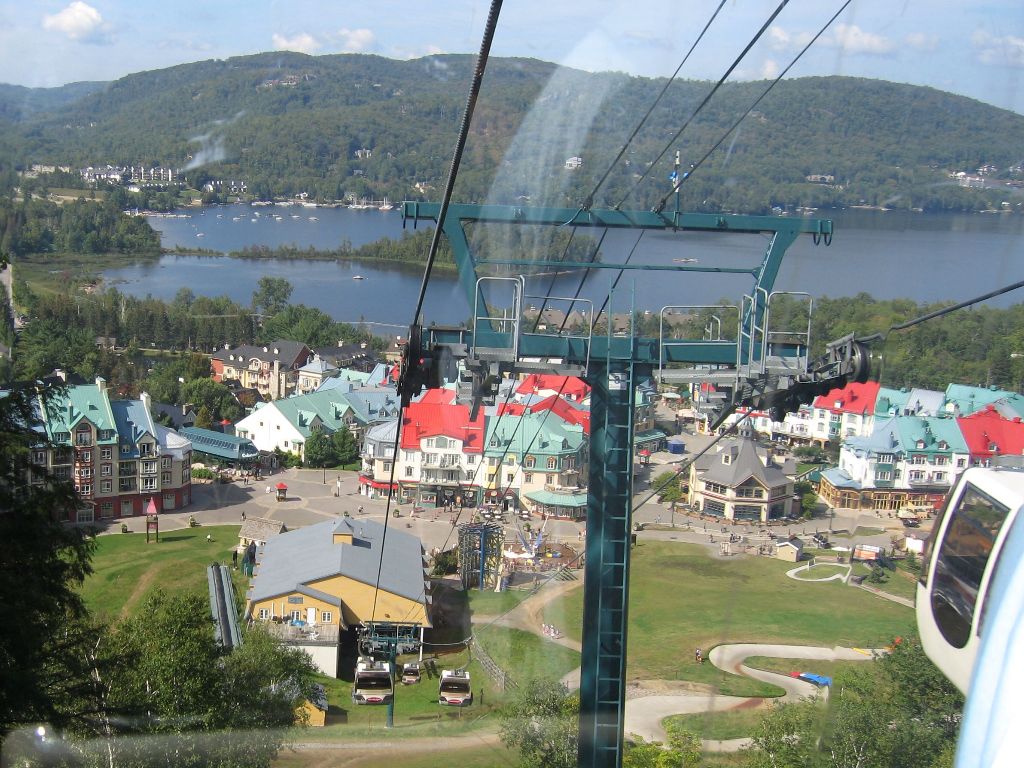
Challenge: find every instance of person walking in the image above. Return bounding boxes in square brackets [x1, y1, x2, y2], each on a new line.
[695, 647, 703, 664]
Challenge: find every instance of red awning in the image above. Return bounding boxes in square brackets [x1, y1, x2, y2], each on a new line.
[275, 482, 288, 490]
[639, 449, 651, 456]
[358, 476, 397, 490]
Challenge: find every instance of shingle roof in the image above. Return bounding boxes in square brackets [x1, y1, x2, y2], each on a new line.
[696, 437, 788, 489]
[249, 518, 428, 614]
[215, 340, 311, 369]
[894, 416, 968, 454]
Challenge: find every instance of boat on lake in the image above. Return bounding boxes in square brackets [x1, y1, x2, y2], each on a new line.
[352, 275, 366, 280]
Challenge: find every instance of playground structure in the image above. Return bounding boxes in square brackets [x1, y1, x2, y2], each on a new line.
[457, 522, 504, 591]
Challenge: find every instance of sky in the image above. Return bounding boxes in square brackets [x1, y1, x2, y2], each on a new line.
[1, 1, 1023, 113]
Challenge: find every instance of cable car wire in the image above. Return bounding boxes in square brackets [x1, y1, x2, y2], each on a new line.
[581, 0, 729, 210]
[652, 0, 854, 213]
[369, 0, 504, 628]
[614, 0, 791, 210]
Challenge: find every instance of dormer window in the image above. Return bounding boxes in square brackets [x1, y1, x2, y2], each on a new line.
[938, 441, 948, 450]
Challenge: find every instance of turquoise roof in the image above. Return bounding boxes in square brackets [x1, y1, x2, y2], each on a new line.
[41, 382, 117, 443]
[272, 388, 400, 439]
[484, 412, 585, 459]
[944, 384, 1018, 416]
[525, 489, 588, 507]
[894, 415, 968, 454]
[180, 427, 258, 462]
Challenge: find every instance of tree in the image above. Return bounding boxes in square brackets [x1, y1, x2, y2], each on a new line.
[652, 470, 684, 503]
[331, 427, 359, 466]
[624, 730, 702, 767]
[304, 431, 334, 468]
[500, 678, 579, 768]
[745, 634, 963, 768]
[194, 404, 213, 429]
[0, 386, 95, 734]
[252, 277, 293, 316]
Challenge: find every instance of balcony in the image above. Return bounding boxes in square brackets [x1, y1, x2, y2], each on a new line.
[260, 621, 340, 645]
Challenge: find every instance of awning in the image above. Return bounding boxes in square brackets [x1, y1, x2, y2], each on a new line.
[525, 489, 588, 508]
[634, 429, 667, 445]
[661, 392, 681, 400]
[275, 482, 288, 490]
[358, 476, 397, 490]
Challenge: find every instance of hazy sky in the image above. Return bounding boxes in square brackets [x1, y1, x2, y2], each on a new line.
[2, 1, 1023, 113]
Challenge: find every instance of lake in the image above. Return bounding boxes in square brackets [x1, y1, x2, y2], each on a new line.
[100, 204, 1024, 328]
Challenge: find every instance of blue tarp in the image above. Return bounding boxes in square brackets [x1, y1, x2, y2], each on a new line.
[799, 673, 832, 687]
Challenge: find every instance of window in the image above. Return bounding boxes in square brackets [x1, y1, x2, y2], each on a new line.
[161, 457, 171, 468]
[705, 481, 727, 495]
[258, 609, 270, 620]
[99, 502, 114, 518]
[405, 466, 414, 477]
[77, 506, 94, 523]
[935, 456, 949, 466]
[79, 483, 92, 495]
[76, 428, 92, 446]
[142, 461, 157, 475]
[101, 447, 112, 460]
[121, 499, 134, 516]
[930, 484, 1010, 648]
[909, 470, 925, 482]
[77, 467, 93, 478]
[321, 611, 332, 624]
[383, 462, 392, 472]
[506, 472, 515, 483]
[163, 493, 175, 509]
[934, 472, 946, 483]
[162, 471, 172, 483]
[957, 458, 967, 468]
[290, 610, 301, 621]
[524, 455, 536, 468]
[425, 438, 434, 448]
[436, 437, 448, 448]
[563, 457, 575, 470]
[140, 443, 153, 456]
[876, 471, 892, 481]
[32, 450, 47, 465]
[877, 453, 894, 464]
[80, 451, 91, 463]
[101, 480, 112, 493]
[524, 473, 533, 483]
[911, 454, 926, 465]
[143, 477, 157, 490]
[466, 455, 477, 465]
[101, 463, 112, 476]
[546, 457, 557, 470]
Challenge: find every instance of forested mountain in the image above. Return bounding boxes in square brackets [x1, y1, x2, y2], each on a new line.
[3, 52, 1023, 213]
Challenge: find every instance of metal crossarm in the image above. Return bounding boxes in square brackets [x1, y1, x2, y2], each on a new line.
[402, 200, 863, 768]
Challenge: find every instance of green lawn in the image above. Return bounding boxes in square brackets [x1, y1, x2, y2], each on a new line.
[791, 563, 848, 580]
[851, 526, 886, 537]
[541, 541, 912, 695]
[743, 655, 875, 681]
[474, 626, 581, 684]
[467, 588, 529, 616]
[274, 740, 516, 768]
[80, 525, 244, 620]
[665, 707, 769, 740]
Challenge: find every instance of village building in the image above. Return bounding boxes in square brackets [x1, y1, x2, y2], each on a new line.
[212, 340, 313, 400]
[34, 380, 192, 523]
[245, 518, 431, 677]
[687, 436, 795, 522]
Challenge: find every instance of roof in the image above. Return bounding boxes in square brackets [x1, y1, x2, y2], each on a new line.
[894, 416, 968, 454]
[944, 383, 1019, 416]
[41, 381, 118, 441]
[844, 416, 903, 456]
[297, 357, 338, 376]
[957, 406, 1024, 457]
[483, 411, 585, 458]
[155, 424, 192, 460]
[151, 401, 196, 429]
[181, 426, 259, 461]
[820, 467, 861, 489]
[496, 394, 591, 434]
[695, 437, 789, 489]
[111, 399, 157, 451]
[875, 386, 945, 418]
[214, 340, 311, 369]
[515, 374, 591, 402]
[239, 517, 287, 543]
[248, 518, 428, 614]
[364, 419, 399, 446]
[812, 381, 881, 416]
[401, 400, 485, 452]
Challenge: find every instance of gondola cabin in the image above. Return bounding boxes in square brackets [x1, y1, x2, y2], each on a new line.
[351, 657, 394, 705]
[438, 668, 472, 706]
[916, 463, 1024, 694]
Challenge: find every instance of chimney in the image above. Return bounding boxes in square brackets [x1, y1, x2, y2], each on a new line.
[140, 391, 152, 412]
[95, 376, 107, 392]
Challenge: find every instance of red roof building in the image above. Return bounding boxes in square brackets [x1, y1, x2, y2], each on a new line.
[400, 400, 485, 452]
[515, 374, 591, 403]
[497, 394, 591, 434]
[957, 405, 1024, 463]
[811, 381, 882, 416]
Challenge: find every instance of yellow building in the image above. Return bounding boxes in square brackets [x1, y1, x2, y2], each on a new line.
[245, 518, 431, 676]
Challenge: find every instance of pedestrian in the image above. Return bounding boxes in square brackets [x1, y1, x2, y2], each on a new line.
[206, 534, 213, 543]
[232, 549, 238, 568]
[358, 505, 364, 515]
[265, 485, 271, 494]
[695, 647, 702, 663]
[241, 511, 246, 522]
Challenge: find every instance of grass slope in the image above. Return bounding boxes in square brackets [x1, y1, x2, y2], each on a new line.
[542, 541, 911, 694]
[80, 524, 244, 620]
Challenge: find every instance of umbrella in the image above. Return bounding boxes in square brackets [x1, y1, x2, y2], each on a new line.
[276, 482, 288, 490]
